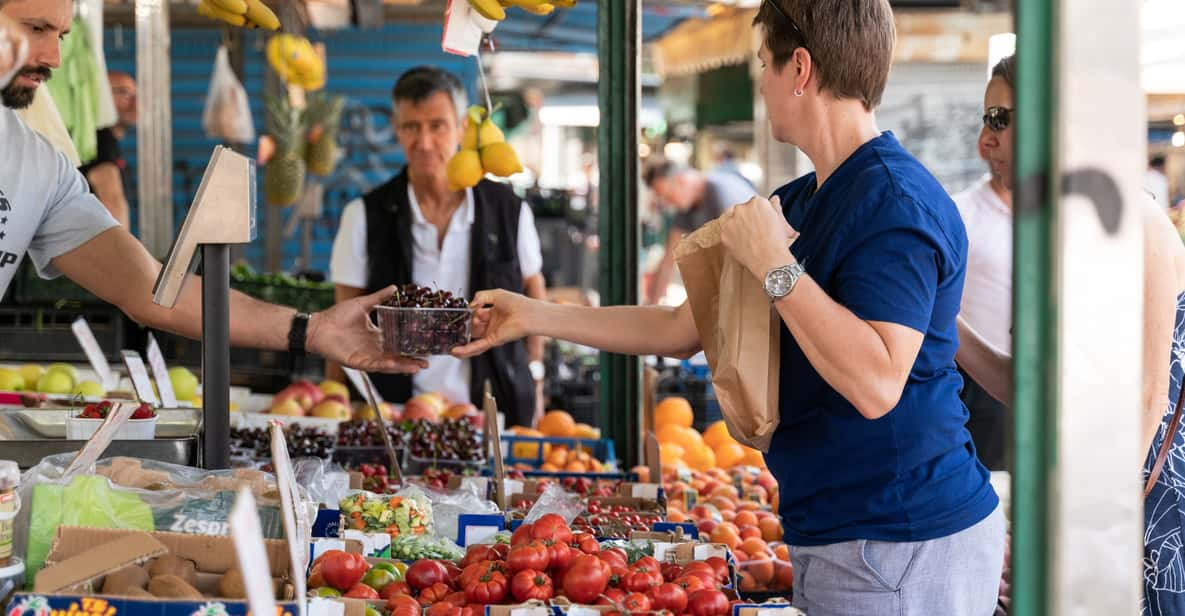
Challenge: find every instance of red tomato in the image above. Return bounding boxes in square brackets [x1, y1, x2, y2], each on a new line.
[511, 569, 555, 602]
[672, 575, 708, 594]
[381, 582, 415, 601]
[387, 594, 422, 616]
[512, 523, 534, 547]
[491, 543, 511, 560]
[426, 602, 461, 616]
[419, 582, 452, 606]
[319, 550, 369, 591]
[460, 606, 483, 616]
[677, 566, 717, 590]
[687, 590, 731, 616]
[649, 583, 688, 614]
[660, 562, 683, 583]
[562, 554, 611, 604]
[531, 514, 574, 545]
[465, 571, 510, 604]
[633, 557, 661, 571]
[344, 583, 380, 599]
[704, 557, 730, 585]
[598, 548, 628, 570]
[459, 560, 507, 589]
[444, 592, 468, 606]
[547, 541, 574, 575]
[407, 560, 451, 591]
[622, 593, 651, 616]
[461, 545, 499, 567]
[571, 532, 601, 555]
[509, 541, 552, 573]
[621, 566, 662, 593]
[441, 561, 464, 586]
[597, 587, 628, 607]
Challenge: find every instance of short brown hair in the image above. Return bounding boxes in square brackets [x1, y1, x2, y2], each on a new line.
[753, 0, 896, 111]
[991, 54, 1015, 88]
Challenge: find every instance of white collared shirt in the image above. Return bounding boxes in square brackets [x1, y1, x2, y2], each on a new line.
[330, 184, 543, 403]
[953, 175, 1012, 353]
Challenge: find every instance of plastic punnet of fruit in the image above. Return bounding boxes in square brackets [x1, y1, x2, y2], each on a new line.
[375, 283, 472, 356]
[339, 486, 434, 537]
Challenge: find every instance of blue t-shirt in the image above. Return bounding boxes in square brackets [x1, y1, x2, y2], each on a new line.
[766, 132, 998, 546]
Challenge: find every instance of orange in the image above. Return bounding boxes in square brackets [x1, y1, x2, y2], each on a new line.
[709, 495, 737, 512]
[654, 397, 694, 429]
[744, 554, 775, 586]
[773, 544, 790, 561]
[657, 424, 686, 446]
[573, 423, 601, 439]
[539, 410, 577, 437]
[565, 460, 588, 473]
[721, 509, 736, 523]
[734, 510, 759, 528]
[540, 462, 560, 472]
[738, 571, 761, 593]
[740, 526, 762, 541]
[773, 560, 794, 590]
[660, 442, 685, 465]
[710, 525, 741, 550]
[740, 537, 770, 557]
[511, 428, 551, 460]
[667, 509, 687, 523]
[547, 446, 569, 467]
[759, 517, 784, 542]
[685, 444, 717, 472]
[713, 442, 745, 470]
[702, 420, 734, 449]
[741, 446, 766, 468]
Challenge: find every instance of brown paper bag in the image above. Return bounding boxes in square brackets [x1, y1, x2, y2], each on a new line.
[674, 220, 781, 452]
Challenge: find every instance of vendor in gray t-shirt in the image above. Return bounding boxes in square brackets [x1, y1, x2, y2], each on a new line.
[643, 158, 757, 304]
[0, 0, 426, 376]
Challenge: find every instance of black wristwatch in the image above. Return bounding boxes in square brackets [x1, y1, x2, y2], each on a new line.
[288, 312, 311, 359]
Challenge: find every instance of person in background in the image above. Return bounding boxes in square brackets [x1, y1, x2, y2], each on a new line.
[0, 0, 425, 377]
[955, 54, 1185, 616]
[329, 66, 547, 428]
[642, 158, 756, 304]
[78, 70, 134, 228]
[1148, 155, 1170, 208]
[950, 58, 1015, 471]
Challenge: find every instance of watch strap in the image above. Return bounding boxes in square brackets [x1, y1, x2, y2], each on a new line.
[288, 312, 311, 358]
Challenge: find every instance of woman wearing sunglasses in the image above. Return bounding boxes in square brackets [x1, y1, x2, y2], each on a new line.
[955, 55, 1185, 616]
[457, 1, 1003, 613]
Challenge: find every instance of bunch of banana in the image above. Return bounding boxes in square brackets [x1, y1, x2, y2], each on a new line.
[446, 105, 524, 191]
[266, 34, 326, 91]
[196, 0, 280, 30]
[466, 0, 577, 21]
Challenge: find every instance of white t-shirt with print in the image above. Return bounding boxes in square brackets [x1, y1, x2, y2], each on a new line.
[954, 174, 1012, 353]
[330, 185, 543, 404]
[0, 107, 118, 296]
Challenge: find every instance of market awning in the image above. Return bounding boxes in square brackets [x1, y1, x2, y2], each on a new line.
[488, 2, 704, 53]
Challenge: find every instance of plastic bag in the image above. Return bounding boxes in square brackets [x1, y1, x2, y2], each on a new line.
[16, 454, 295, 581]
[294, 457, 351, 508]
[523, 483, 584, 525]
[338, 486, 435, 537]
[423, 485, 500, 543]
[202, 45, 255, 143]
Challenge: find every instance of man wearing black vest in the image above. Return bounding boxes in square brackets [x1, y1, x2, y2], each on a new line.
[330, 67, 547, 428]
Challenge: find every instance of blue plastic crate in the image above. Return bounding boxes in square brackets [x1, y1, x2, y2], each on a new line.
[501, 434, 619, 468]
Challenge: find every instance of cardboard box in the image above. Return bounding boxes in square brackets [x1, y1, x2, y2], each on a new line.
[731, 603, 802, 616]
[9, 526, 299, 616]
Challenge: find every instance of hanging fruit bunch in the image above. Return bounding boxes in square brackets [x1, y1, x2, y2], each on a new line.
[305, 92, 346, 177]
[266, 34, 326, 92]
[446, 105, 523, 191]
[196, 0, 280, 30]
[262, 91, 307, 207]
[467, 0, 577, 20]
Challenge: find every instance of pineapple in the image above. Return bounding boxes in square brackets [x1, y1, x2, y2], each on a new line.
[305, 93, 345, 177]
[263, 92, 307, 207]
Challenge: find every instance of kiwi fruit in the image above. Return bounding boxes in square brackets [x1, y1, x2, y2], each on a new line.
[217, 568, 247, 599]
[101, 565, 149, 595]
[121, 587, 155, 599]
[147, 574, 204, 599]
[147, 554, 198, 587]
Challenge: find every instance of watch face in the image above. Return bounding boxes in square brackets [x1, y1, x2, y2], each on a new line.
[767, 269, 792, 297]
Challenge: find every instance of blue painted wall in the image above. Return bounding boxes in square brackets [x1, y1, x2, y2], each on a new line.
[104, 24, 477, 274]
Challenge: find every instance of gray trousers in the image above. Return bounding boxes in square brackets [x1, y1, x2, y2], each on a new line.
[789, 506, 1006, 616]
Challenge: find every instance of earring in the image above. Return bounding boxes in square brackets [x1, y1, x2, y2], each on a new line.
[793, 88, 804, 97]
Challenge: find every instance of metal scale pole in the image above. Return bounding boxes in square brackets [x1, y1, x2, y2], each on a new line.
[202, 245, 231, 469]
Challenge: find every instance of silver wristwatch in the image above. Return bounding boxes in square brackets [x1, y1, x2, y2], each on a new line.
[528, 360, 546, 381]
[764, 262, 806, 301]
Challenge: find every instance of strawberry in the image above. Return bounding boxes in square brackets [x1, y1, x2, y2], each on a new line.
[131, 403, 155, 420]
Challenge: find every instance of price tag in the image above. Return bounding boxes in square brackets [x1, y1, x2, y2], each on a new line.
[631, 483, 661, 500]
[463, 524, 500, 547]
[441, 0, 496, 56]
[121, 351, 158, 406]
[228, 488, 278, 616]
[695, 543, 730, 560]
[145, 334, 177, 407]
[652, 542, 673, 562]
[72, 317, 116, 390]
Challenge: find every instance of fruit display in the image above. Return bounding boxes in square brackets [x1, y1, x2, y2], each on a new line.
[266, 34, 326, 91]
[77, 400, 156, 420]
[196, 0, 280, 30]
[340, 490, 434, 537]
[655, 402, 766, 472]
[268, 379, 350, 419]
[388, 534, 466, 561]
[465, 0, 578, 22]
[231, 424, 334, 461]
[407, 418, 484, 463]
[0, 363, 108, 396]
[376, 284, 473, 357]
[447, 106, 522, 191]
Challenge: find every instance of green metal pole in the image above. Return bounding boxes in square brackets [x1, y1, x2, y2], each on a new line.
[1012, 0, 1056, 612]
[597, 0, 642, 468]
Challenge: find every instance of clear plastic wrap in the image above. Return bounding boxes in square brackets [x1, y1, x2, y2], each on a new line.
[523, 483, 584, 525]
[16, 454, 296, 580]
[293, 457, 351, 508]
[423, 486, 500, 543]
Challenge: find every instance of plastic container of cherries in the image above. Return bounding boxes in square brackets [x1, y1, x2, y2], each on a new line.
[375, 283, 473, 357]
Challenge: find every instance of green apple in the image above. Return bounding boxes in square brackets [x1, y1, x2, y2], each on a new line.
[168, 367, 199, 401]
[18, 364, 43, 388]
[0, 368, 25, 392]
[46, 363, 78, 382]
[73, 380, 106, 398]
[37, 371, 74, 394]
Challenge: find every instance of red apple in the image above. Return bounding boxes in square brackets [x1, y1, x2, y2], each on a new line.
[273, 387, 313, 411]
[403, 399, 440, 422]
[292, 380, 325, 405]
[463, 411, 484, 429]
[444, 402, 478, 420]
[311, 399, 351, 421]
[324, 393, 349, 406]
[696, 520, 718, 535]
[270, 399, 306, 417]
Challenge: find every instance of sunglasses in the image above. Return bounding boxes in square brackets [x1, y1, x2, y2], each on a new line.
[763, 0, 810, 52]
[982, 106, 1012, 132]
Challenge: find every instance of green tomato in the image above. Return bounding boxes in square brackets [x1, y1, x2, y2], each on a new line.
[314, 587, 342, 597]
[361, 568, 397, 591]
